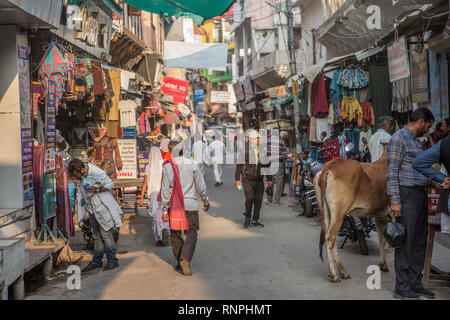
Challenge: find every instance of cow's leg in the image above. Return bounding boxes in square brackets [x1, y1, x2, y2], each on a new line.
[326, 214, 345, 282]
[333, 240, 351, 279]
[374, 217, 389, 272]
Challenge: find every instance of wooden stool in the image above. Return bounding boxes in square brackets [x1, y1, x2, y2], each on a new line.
[423, 214, 450, 287]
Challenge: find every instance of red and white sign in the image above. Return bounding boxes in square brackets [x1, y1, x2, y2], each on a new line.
[387, 36, 410, 82]
[161, 76, 189, 104]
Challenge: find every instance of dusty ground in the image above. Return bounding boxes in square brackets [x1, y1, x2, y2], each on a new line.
[26, 165, 450, 300]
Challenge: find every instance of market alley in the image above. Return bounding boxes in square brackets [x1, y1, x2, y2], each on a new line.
[27, 165, 450, 300]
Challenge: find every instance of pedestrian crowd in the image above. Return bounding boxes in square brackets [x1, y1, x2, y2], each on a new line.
[67, 111, 450, 294]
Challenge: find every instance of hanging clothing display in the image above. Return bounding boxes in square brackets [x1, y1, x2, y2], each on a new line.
[316, 117, 331, 140]
[33, 145, 45, 228]
[391, 77, 413, 113]
[368, 63, 392, 124]
[108, 70, 121, 121]
[309, 116, 318, 143]
[338, 134, 347, 158]
[312, 73, 329, 117]
[323, 138, 340, 164]
[358, 102, 375, 127]
[338, 68, 368, 89]
[119, 100, 137, 128]
[55, 153, 74, 236]
[91, 130, 123, 179]
[428, 51, 449, 121]
[341, 93, 363, 122]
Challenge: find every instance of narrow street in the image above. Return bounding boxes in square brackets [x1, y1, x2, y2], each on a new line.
[27, 165, 450, 300]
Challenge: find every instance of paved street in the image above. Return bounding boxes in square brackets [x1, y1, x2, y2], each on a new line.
[27, 165, 450, 300]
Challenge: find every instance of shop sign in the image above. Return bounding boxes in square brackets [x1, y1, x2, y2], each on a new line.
[17, 28, 34, 206]
[410, 49, 428, 103]
[45, 79, 57, 173]
[267, 85, 287, 98]
[54, 2, 112, 59]
[161, 76, 189, 103]
[117, 139, 137, 179]
[233, 81, 245, 102]
[122, 127, 136, 139]
[211, 90, 231, 104]
[137, 152, 149, 178]
[387, 36, 410, 82]
[194, 89, 205, 102]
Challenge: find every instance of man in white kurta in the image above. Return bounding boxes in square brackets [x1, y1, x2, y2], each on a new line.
[208, 134, 225, 186]
[368, 116, 395, 162]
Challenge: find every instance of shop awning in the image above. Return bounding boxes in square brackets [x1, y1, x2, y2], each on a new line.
[120, 0, 236, 25]
[102, 0, 123, 17]
[163, 41, 228, 69]
[1, 0, 63, 28]
[315, 0, 433, 56]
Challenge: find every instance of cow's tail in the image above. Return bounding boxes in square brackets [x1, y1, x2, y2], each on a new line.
[318, 168, 330, 262]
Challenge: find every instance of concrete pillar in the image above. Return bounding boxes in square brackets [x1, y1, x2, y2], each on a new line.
[11, 275, 24, 300]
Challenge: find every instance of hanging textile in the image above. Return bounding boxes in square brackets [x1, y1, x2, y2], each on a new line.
[92, 61, 105, 96]
[38, 42, 68, 110]
[55, 153, 74, 236]
[312, 73, 329, 117]
[368, 63, 392, 125]
[316, 117, 331, 140]
[341, 93, 363, 122]
[358, 102, 375, 127]
[428, 51, 449, 121]
[338, 68, 368, 89]
[391, 77, 413, 113]
[323, 138, 340, 164]
[33, 145, 45, 228]
[338, 134, 347, 158]
[309, 116, 318, 143]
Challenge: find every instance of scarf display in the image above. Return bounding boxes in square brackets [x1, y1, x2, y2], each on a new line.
[158, 159, 188, 231]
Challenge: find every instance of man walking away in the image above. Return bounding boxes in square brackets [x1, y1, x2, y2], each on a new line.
[193, 134, 209, 178]
[160, 139, 210, 276]
[368, 116, 395, 162]
[235, 129, 270, 228]
[413, 135, 450, 234]
[265, 131, 289, 206]
[387, 107, 437, 300]
[208, 133, 226, 186]
[69, 158, 122, 272]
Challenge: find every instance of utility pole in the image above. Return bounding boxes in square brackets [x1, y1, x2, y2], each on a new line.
[285, 0, 301, 153]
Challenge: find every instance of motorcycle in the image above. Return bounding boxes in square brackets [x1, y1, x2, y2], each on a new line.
[298, 132, 335, 218]
[337, 138, 376, 255]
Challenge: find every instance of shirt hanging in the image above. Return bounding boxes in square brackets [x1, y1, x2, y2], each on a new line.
[391, 77, 413, 113]
[119, 100, 137, 128]
[312, 73, 330, 117]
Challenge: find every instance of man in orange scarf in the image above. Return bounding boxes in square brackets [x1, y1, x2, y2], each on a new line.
[160, 138, 210, 276]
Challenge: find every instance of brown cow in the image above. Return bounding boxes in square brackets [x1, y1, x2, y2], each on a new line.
[314, 152, 392, 282]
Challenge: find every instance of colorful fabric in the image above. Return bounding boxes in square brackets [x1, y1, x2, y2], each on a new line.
[38, 42, 68, 110]
[358, 102, 375, 127]
[338, 68, 368, 89]
[312, 73, 329, 117]
[341, 94, 363, 122]
[323, 138, 340, 164]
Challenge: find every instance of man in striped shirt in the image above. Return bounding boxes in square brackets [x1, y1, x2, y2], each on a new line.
[264, 130, 289, 206]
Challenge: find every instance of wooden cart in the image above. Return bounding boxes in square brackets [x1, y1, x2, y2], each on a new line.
[112, 178, 145, 216]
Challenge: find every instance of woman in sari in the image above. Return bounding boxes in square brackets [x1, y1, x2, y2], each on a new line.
[139, 147, 170, 246]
